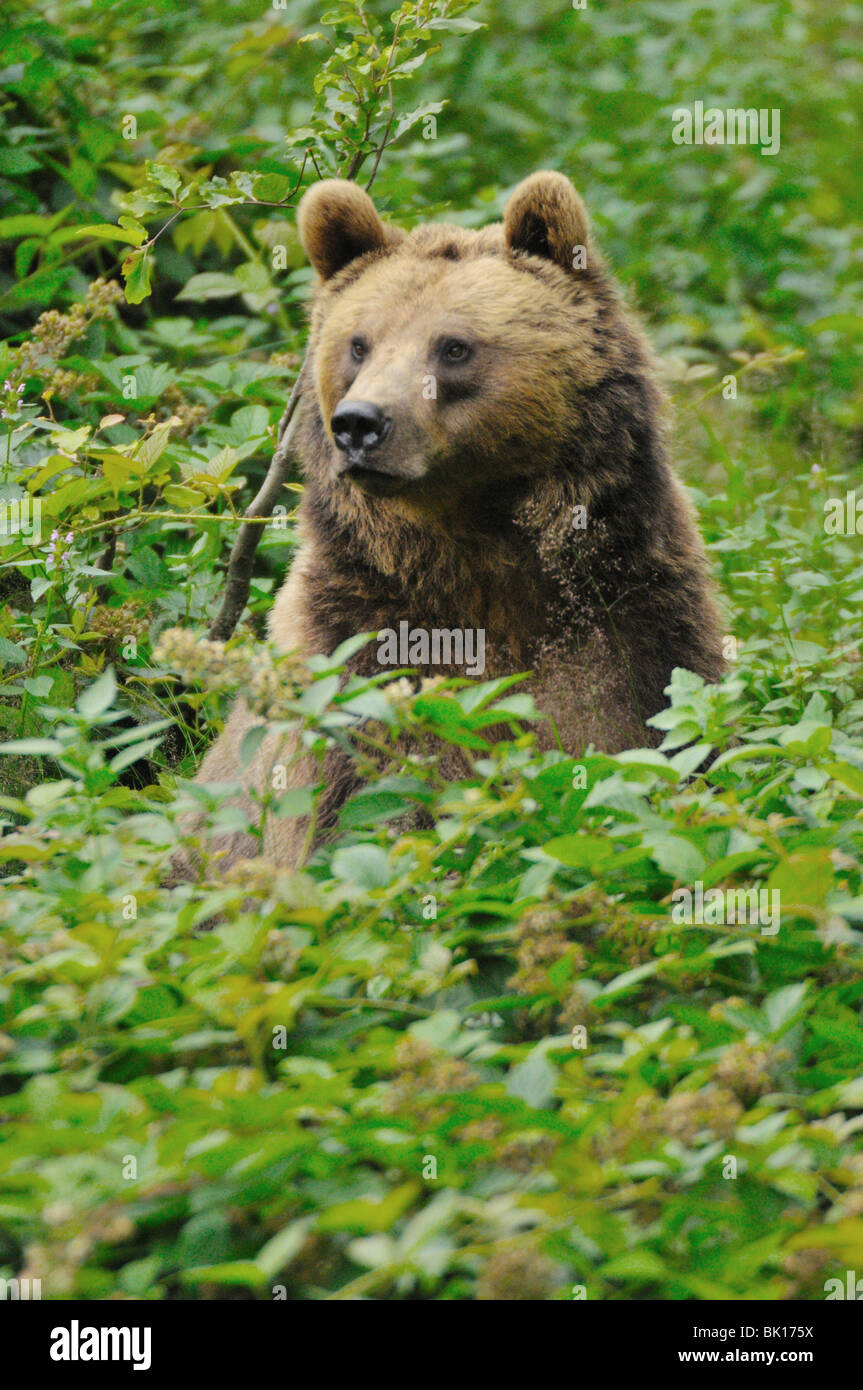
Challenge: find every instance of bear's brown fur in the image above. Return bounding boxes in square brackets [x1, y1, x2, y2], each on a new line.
[192, 172, 724, 868]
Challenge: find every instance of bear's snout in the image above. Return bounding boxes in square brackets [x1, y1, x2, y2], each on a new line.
[331, 400, 391, 461]
[330, 400, 405, 495]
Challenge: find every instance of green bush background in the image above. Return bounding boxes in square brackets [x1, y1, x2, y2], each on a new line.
[1, 0, 862, 1301]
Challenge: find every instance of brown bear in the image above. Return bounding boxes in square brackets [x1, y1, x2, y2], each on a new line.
[190, 171, 725, 868]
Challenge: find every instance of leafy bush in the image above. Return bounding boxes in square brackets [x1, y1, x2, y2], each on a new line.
[1, 0, 862, 1301]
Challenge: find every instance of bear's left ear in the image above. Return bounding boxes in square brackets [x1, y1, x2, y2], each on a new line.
[503, 171, 590, 272]
[297, 179, 403, 280]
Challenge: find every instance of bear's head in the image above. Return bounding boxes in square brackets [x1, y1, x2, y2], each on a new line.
[296, 172, 660, 520]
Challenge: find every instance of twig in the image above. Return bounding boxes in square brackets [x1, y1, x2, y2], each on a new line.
[94, 528, 117, 598]
[207, 9, 407, 642]
[365, 80, 395, 192]
[208, 361, 308, 640]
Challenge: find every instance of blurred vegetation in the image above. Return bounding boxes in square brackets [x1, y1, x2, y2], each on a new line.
[1, 0, 862, 1301]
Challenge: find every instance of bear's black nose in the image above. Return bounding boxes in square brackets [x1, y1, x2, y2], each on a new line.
[331, 400, 390, 457]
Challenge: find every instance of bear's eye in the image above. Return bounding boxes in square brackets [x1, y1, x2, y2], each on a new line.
[441, 339, 472, 363]
[350, 337, 368, 362]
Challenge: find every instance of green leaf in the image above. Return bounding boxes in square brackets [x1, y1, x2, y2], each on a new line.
[0, 637, 26, 669]
[601, 1249, 667, 1282]
[764, 982, 808, 1034]
[122, 249, 152, 304]
[68, 223, 147, 247]
[255, 1219, 313, 1279]
[541, 834, 615, 870]
[179, 1262, 267, 1288]
[109, 737, 164, 773]
[317, 1184, 418, 1234]
[163, 483, 206, 508]
[767, 849, 833, 907]
[826, 761, 863, 797]
[643, 832, 706, 880]
[135, 423, 173, 471]
[505, 1045, 558, 1108]
[330, 843, 392, 889]
[0, 738, 62, 756]
[176, 272, 242, 302]
[76, 668, 117, 720]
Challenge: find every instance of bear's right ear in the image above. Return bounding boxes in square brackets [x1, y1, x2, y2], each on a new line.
[503, 171, 590, 273]
[297, 179, 401, 280]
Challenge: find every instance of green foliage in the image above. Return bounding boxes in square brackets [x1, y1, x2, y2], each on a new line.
[1, 0, 862, 1302]
[2, 656, 863, 1300]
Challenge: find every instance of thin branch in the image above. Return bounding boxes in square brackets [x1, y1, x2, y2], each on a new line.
[365, 80, 396, 192]
[94, 529, 117, 598]
[208, 360, 308, 641]
[207, 7, 408, 643]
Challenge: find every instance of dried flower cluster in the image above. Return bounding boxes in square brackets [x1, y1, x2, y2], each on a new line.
[154, 627, 310, 720]
[44, 368, 101, 401]
[10, 279, 124, 390]
[382, 1035, 478, 1116]
[476, 1242, 560, 1301]
[594, 1083, 744, 1161]
[162, 384, 207, 434]
[716, 1040, 779, 1104]
[508, 904, 588, 1001]
[88, 600, 151, 645]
